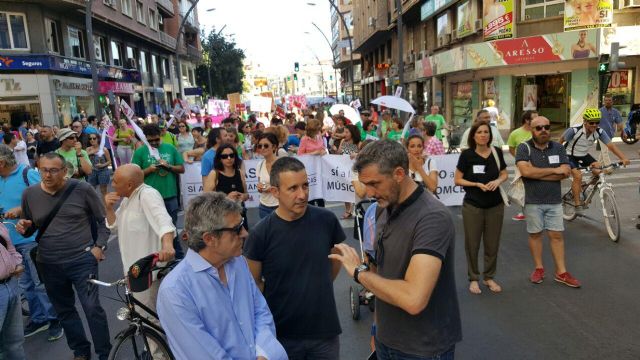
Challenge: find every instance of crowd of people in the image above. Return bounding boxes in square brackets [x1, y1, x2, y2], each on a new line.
[0, 94, 635, 360]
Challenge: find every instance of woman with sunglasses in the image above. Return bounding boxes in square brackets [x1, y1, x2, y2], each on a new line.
[454, 121, 508, 295]
[255, 132, 280, 218]
[86, 134, 112, 197]
[405, 134, 439, 193]
[176, 120, 194, 154]
[203, 143, 249, 229]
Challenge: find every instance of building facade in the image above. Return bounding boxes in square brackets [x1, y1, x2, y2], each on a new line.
[353, 0, 640, 133]
[331, 0, 362, 102]
[0, 0, 201, 127]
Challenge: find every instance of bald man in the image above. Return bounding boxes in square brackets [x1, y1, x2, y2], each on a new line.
[105, 164, 176, 310]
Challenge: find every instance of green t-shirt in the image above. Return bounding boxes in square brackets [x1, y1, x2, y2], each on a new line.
[131, 143, 184, 199]
[55, 148, 90, 180]
[238, 132, 245, 144]
[425, 114, 446, 140]
[507, 127, 532, 149]
[388, 130, 403, 142]
[160, 132, 178, 148]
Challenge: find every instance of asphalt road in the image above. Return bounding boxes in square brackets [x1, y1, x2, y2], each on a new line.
[23, 143, 640, 360]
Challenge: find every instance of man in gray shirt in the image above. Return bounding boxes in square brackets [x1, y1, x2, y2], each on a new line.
[17, 152, 111, 360]
[330, 140, 461, 359]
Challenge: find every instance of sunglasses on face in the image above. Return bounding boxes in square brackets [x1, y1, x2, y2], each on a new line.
[256, 144, 271, 149]
[220, 153, 236, 159]
[179, 125, 186, 128]
[89, 137, 98, 140]
[534, 125, 551, 131]
[215, 218, 245, 235]
[587, 121, 600, 126]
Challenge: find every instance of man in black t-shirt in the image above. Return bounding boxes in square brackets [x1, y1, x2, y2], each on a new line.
[35, 125, 60, 160]
[330, 140, 462, 359]
[244, 157, 345, 359]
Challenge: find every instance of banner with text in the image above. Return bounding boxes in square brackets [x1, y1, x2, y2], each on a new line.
[180, 154, 466, 208]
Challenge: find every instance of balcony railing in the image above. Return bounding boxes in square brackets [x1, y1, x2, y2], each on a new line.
[159, 32, 177, 49]
[156, 0, 174, 16]
[186, 45, 202, 61]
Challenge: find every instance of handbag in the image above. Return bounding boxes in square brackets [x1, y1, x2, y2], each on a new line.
[29, 181, 79, 280]
[490, 147, 510, 206]
[506, 142, 531, 208]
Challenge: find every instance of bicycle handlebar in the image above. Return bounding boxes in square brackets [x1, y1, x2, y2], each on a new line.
[575, 161, 624, 171]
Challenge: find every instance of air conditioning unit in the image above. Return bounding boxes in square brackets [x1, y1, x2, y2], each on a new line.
[623, 0, 640, 7]
[368, 17, 376, 27]
[438, 34, 451, 47]
[474, 19, 483, 31]
[127, 58, 137, 69]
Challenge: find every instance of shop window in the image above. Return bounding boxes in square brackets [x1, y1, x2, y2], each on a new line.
[522, 0, 564, 21]
[68, 26, 85, 59]
[136, 1, 145, 24]
[45, 18, 60, 54]
[111, 40, 124, 67]
[121, 0, 133, 17]
[0, 12, 29, 50]
[93, 35, 107, 63]
[149, 9, 158, 30]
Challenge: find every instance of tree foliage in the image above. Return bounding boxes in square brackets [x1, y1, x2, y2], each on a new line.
[196, 28, 245, 98]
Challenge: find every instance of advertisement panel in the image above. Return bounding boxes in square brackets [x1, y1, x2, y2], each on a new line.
[483, 0, 514, 41]
[564, 0, 612, 31]
[457, 0, 475, 38]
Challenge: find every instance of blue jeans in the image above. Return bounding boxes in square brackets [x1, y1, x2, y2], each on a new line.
[14, 242, 57, 324]
[39, 252, 111, 359]
[259, 203, 277, 219]
[164, 196, 184, 259]
[375, 339, 455, 360]
[0, 277, 25, 360]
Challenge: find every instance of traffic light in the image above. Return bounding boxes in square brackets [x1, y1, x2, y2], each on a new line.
[287, 76, 291, 81]
[329, 75, 333, 80]
[598, 54, 609, 74]
[609, 42, 626, 71]
[294, 62, 299, 72]
[294, 74, 298, 81]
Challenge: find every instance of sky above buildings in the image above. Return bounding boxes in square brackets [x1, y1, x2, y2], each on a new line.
[197, 0, 334, 77]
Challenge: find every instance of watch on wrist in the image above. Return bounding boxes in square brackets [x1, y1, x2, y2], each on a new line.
[353, 263, 370, 284]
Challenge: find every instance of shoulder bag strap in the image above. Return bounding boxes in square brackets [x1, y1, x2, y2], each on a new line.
[34, 181, 79, 243]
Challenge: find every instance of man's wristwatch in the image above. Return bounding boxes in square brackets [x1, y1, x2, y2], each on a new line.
[353, 263, 370, 284]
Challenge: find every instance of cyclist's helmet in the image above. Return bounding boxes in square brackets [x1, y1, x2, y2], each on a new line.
[583, 108, 601, 122]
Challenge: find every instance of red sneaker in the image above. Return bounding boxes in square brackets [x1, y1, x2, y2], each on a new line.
[554, 272, 581, 288]
[530, 268, 545, 284]
[512, 213, 526, 221]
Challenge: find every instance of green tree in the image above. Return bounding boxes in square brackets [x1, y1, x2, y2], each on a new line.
[197, 28, 245, 98]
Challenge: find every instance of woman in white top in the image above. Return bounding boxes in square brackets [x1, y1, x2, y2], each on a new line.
[406, 134, 439, 193]
[256, 132, 280, 218]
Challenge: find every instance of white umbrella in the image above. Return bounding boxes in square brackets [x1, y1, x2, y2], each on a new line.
[371, 95, 415, 113]
[329, 104, 361, 125]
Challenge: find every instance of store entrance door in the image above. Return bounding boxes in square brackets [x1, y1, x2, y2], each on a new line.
[513, 73, 570, 130]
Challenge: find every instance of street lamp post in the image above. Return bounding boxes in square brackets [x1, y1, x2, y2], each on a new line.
[85, 0, 102, 118]
[175, 0, 202, 100]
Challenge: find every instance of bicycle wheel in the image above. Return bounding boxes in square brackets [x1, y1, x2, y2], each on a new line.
[601, 188, 620, 242]
[562, 191, 577, 221]
[109, 325, 173, 360]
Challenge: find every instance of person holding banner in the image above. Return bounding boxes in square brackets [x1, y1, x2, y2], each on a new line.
[256, 133, 281, 218]
[455, 122, 508, 294]
[298, 119, 327, 156]
[406, 134, 439, 193]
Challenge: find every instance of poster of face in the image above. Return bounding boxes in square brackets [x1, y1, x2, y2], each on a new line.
[457, 0, 474, 38]
[564, 0, 612, 31]
[523, 85, 537, 111]
[483, 0, 514, 41]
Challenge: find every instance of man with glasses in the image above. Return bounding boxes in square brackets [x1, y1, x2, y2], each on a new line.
[244, 157, 345, 359]
[516, 116, 580, 288]
[55, 128, 92, 180]
[329, 140, 461, 359]
[132, 124, 185, 259]
[157, 192, 286, 360]
[17, 153, 111, 360]
[559, 108, 630, 209]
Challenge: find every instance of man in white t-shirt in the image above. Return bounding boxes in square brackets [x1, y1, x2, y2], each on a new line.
[3, 132, 29, 166]
[105, 164, 176, 311]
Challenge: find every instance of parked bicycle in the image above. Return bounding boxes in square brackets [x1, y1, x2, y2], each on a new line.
[562, 162, 623, 242]
[445, 124, 464, 154]
[87, 259, 179, 360]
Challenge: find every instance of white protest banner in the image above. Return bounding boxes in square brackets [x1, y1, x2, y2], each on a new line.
[394, 86, 403, 97]
[120, 99, 135, 120]
[120, 99, 159, 159]
[243, 159, 261, 208]
[430, 154, 465, 206]
[180, 162, 204, 207]
[172, 104, 184, 119]
[297, 155, 323, 201]
[322, 155, 356, 202]
[251, 96, 273, 113]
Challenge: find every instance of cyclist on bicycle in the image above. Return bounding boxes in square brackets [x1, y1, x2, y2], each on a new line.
[559, 108, 630, 209]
